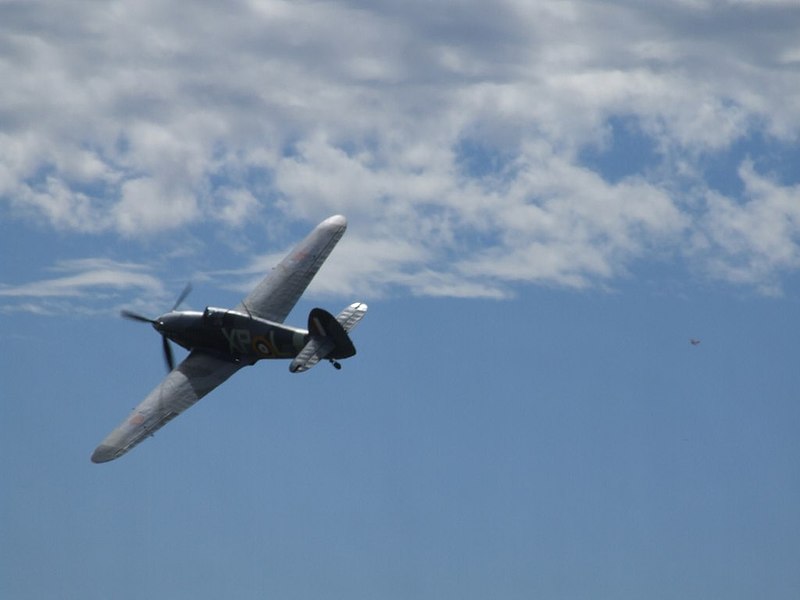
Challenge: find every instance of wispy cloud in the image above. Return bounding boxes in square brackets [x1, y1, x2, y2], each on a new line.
[0, 259, 165, 315]
[0, 259, 160, 297]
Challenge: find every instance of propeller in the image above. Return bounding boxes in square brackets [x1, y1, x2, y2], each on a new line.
[162, 335, 175, 372]
[121, 283, 192, 372]
[171, 282, 193, 312]
[119, 310, 157, 325]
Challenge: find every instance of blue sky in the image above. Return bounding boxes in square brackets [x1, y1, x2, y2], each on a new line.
[2, 1, 800, 598]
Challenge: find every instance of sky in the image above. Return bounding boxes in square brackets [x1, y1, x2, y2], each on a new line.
[2, 0, 800, 597]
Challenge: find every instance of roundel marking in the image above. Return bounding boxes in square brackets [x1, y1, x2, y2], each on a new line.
[253, 336, 273, 356]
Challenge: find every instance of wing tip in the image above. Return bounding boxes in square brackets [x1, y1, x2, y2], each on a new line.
[321, 214, 347, 230]
[91, 444, 121, 463]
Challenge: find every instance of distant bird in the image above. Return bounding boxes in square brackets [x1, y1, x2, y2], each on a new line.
[689, 338, 701, 346]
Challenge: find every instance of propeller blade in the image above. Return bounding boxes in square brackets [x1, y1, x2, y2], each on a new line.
[162, 335, 175, 372]
[171, 282, 193, 312]
[122, 284, 189, 372]
[121, 310, 156, 324]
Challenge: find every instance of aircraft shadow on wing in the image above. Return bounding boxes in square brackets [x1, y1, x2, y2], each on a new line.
[92, 215, 367, 463]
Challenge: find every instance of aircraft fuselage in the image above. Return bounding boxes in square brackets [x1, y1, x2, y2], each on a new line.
[154, 308, 308, 364]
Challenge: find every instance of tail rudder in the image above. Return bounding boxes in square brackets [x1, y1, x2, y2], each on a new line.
[308, 307, 355, 359]
[289, 302, 367, 373]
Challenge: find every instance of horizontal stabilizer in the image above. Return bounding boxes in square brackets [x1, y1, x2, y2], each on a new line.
[288, 337, 335, 373]
[336, 302, 368, 332]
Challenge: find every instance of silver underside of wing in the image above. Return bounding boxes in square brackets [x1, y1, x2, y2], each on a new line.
[236, 215, 347, 324]
[91, 351, 242, 463]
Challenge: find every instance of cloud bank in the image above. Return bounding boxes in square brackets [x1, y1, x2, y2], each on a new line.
[2, 0, 800, 301]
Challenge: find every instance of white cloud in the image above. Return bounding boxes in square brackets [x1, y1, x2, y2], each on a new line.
[114, 177, 199, 236]
[700, 160, 800, 294]
[453, 143, 687, 288]
[213, 187, 260, 227]
[2, 0, 800, 298]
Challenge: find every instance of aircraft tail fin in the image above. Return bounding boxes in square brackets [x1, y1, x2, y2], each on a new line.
[289, 302, 368, 372]
[308, 307, 356, 358]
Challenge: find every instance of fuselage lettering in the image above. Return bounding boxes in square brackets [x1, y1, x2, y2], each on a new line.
[221, 327, 252, 355]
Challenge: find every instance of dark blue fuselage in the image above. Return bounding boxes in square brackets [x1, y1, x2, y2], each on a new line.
[154, 308, 308, 364]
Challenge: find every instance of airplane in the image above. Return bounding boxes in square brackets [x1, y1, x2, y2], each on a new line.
[690, 338, 701, 346]
[91, 214, 367, 463]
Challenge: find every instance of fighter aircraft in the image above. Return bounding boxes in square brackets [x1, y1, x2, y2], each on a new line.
[91, 214, 367, 463]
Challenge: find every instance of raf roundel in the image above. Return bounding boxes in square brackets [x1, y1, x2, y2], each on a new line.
[252, 336, 272, 357]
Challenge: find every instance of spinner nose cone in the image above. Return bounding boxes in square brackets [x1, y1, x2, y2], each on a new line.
[152, 312, 180, 333]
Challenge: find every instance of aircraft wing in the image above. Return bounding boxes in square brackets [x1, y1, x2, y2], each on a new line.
[236, 215, 348, 323]
[91, 351, 243, 463]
